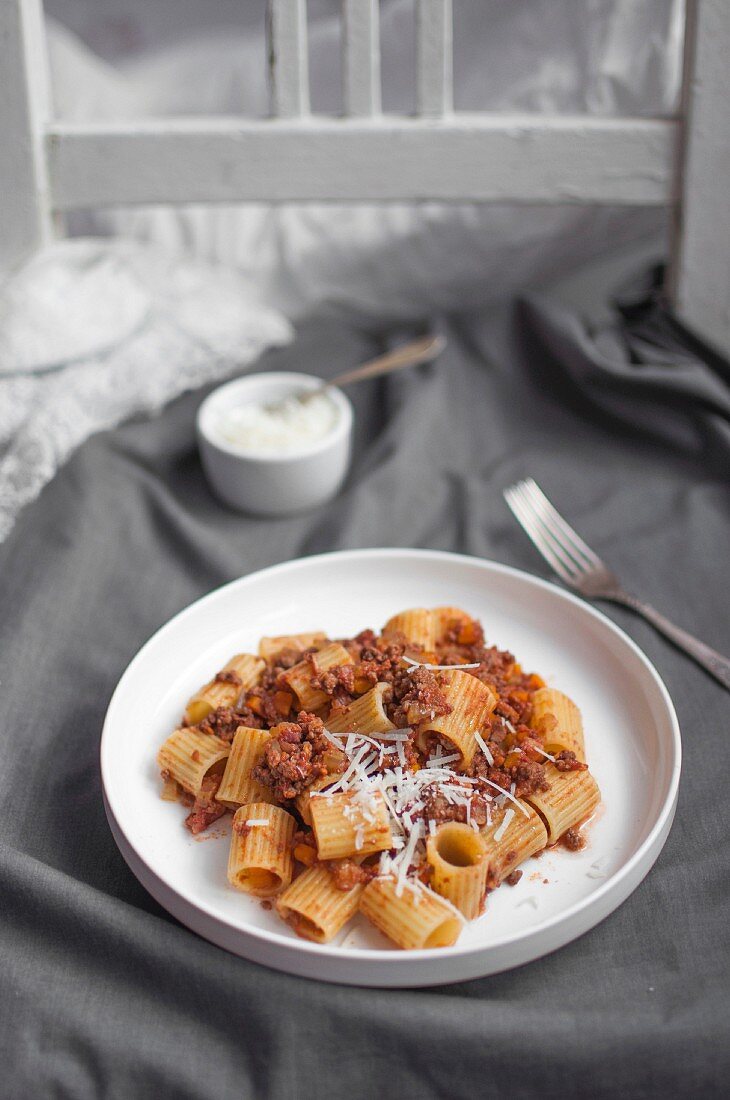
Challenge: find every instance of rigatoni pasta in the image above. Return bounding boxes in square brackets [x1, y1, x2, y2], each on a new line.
[426, 823, 488, 919]
[359, 877, 463, 949]
[326, 683, 395, 735]
[281, 642, 354, 711]
[216, 726, 274, 808]
[523, 764, 600, 844]
[416, 669, 497, 768]
[157, 727, 229, 795]
[276, 863, 364, 943]
[382, 608, 437, 650]
[258, 631, 327, 662]
[156, 606, 602, 951]
[227, 803, 295, 896]
[480, 801, 548, 886]
[529, 688, 586, 760]
[310, 791, 393, 860]
[185, 653, 265, 725]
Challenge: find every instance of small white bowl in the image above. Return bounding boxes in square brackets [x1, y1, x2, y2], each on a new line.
[197, 372, 353, 517]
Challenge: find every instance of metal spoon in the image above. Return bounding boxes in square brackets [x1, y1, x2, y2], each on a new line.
[265, 334, 446, 413]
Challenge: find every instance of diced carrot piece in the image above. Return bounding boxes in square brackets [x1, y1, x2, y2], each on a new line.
[457, 623, 479, 645]
[245, 693, 264, 715]
[274, 691, 294, 716]
[293, 843, 317, 866]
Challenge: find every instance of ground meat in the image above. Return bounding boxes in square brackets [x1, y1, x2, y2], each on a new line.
[197, 705, 265, 740]
[494, 699, 521, 724]
[554, 750, 588, 773]
[251, 712, 332, 801]
[291, 828, 315, 849]
[271, 647, 309, 670]
[561, 827, 586, 851]
[512, 759, 550, 798]
[214, 669, 242, 686]
[243, 683, 297, 726]
[259, 646, 321, 693]
[355, 643, 406, 686]
[184, 774, 226, 834]
[467, 745, 506, 779]
[484, 767, 512, 793]
[420, 786, 490, 828]
[310, 661, 356, 698]
[327, 859, 378, 891]
[336, 629, 379, 661]
[388, 667, 452, 727]
[431, 641, 541, 726]
[369, 733, 420, 774]
[505, 869, 523, 886]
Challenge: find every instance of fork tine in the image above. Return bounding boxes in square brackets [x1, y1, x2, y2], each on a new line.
[504, 487, 579, 586]
[512, 481, 593, 576]
[509, 483, 585, 580]
[521, 478, 603, 569]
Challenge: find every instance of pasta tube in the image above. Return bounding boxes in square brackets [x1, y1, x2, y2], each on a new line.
[426, 822, 489, 919]
[480, 800, 548, 885]
[281, 642, 354, 712]
[417, 670, 496, 767]
[276, 863, 364, 943]
[294, 772, 341, 826]
[157, 727, 229, 795]
[382, 608, 437, 650]
[530, 688, 586, 760]
[258, 632, 327, 662]
[185, 653, 265, 725]
[227, 803, 295, 896]
[523, 764, 600, 844]
[326, 683, 395, 735]
[292, 746, 347, 825]
[310, 791, 392, 860]
[216, 726, 274, 808]
[359, 878, 463, 949]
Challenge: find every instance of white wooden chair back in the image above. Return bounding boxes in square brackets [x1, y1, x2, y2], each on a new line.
[1, 0, 728, 353]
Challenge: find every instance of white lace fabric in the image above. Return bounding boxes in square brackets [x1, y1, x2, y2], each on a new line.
[0, 239, 293, 543]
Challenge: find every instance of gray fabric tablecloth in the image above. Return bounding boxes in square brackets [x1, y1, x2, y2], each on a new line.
[1, 296, 728, 1099]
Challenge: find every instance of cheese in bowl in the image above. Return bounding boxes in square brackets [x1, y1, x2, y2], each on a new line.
[216, 392, 340, 456]
[196, 372, 353, 516]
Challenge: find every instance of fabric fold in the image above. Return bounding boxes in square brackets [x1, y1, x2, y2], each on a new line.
[520, 267, 730, 467]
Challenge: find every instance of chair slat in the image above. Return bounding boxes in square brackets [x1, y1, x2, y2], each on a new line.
[0, 0, 53, 269]
[417, 0, 453, 117]
[342, 0, 381, 117]
[267, 0, 310, 118]
[671, 0, 730, 356]
[48, 116, 675, 208]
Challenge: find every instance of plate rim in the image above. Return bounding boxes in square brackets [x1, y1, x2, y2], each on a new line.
[100, 548, 682, 975]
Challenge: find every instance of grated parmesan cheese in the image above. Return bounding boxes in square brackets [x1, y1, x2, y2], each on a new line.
[474, 729, 494, 765]
[313, 728, 534, 899]
[493, 808, 515, 842]
[403, 656, 481, 671]
[481, 778, 530, 816]
[531, 744, 556, 762]
[216, 392, 339, 455]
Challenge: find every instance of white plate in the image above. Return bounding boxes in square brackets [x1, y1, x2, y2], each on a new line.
[101, 550, 681, 987]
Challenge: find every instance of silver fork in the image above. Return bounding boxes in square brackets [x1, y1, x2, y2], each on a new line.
[504, 477, 730, 692]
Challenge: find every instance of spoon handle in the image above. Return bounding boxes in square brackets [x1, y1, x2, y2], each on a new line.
[318, 334, 446, 393]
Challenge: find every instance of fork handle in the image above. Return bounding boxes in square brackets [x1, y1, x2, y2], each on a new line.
[605, 591, 730, 691]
